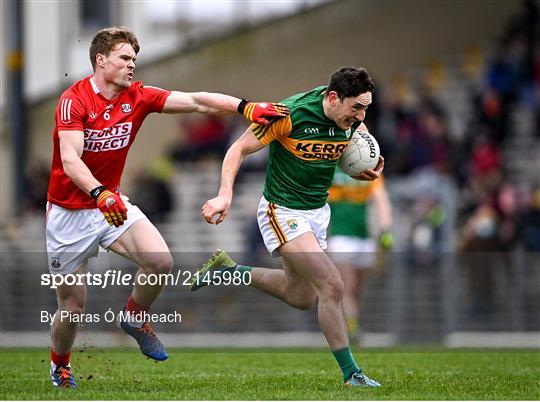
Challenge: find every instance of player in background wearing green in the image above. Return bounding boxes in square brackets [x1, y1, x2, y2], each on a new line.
[327, 170, 393, 344]
[192, 67, 384, 387]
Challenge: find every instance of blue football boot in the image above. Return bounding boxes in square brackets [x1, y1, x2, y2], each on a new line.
[117, 309, 168, 361]
[50, 363, 77, 388]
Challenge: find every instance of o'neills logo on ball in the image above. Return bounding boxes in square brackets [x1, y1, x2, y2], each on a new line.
[360, 132, 377, 158]
[83, 122, 132, 152]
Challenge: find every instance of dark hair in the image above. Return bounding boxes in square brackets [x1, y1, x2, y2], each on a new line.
[89, 26, 140, 71]
[327, 67, 375, 99]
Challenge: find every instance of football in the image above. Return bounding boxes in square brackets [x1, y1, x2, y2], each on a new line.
[338, 130, 380, 176]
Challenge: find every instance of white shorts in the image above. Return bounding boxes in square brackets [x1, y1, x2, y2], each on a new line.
[45, 196, 147, 274]
[327, 235, 377, 268]
[257, 195, 330, 257]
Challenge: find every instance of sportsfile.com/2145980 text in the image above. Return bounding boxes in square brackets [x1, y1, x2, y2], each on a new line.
[40, 269, 251, 289]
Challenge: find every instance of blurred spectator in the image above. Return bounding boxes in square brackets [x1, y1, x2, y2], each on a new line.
[505, 0, 539, 86]
[23, 159, 50, 213]
[495, 183, 520, 249]
[407, 196, 446, 270]
[460, 182, 520, 320]
[486, 42, 518, 103]
[130, 157, 175, 223]
[519, 186, 540, 251]
[170, 115, 231, 163]
[469, 133, 502, 198]
[475, 88, 506, 144]
[409, 108, 451, 173]
[460, 196, 501, 319]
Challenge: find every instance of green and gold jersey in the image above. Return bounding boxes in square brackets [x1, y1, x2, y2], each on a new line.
[252, 86, 360, 210]
[328, 168, 383, 238]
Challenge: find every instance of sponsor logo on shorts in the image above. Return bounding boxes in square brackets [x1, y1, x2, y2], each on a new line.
[287, 219, 298, 230]
[50, 256, 62, 270]
[83, 122, 132, 152]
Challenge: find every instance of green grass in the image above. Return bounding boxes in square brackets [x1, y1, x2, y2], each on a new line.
[1, 347, 539, 400]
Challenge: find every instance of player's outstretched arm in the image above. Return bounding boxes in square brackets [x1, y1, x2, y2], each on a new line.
[162, 91, 288, 125]
[202, 128, 265, 225]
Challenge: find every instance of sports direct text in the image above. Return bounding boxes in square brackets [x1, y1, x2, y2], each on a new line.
[83, 122, 132, 152]
[41, 269, 186, 289]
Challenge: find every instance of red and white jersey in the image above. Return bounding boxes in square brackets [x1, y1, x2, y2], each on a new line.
[47, 76, 170, 209]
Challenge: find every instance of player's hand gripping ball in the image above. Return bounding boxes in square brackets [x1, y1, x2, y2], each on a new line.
[96, 190, 128, 227]
[339, 130, 380, 177]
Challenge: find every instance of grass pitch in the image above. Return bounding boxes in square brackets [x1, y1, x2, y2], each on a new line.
[1, 347, 538, 400]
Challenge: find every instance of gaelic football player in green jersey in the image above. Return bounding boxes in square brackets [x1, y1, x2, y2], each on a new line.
[193, 67, 384, 387]
[328, 170, 394, 345]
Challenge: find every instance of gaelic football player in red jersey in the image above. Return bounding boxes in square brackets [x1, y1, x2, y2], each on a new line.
[46, 26, 288, 388]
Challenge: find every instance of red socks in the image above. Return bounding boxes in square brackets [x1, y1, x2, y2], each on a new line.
[126, 295, 149, 314]
[51, 349, 71, 367]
